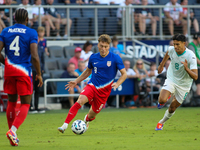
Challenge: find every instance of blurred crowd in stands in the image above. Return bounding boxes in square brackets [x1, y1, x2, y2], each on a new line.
[1, 0, 200, 108]
[0, 0, 199, 38]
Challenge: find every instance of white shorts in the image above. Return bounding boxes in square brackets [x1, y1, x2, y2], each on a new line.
[146, 19, 151, 24]
[162, 79, 190, 104]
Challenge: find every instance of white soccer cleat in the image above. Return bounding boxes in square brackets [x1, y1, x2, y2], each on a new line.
[57, 127, 65, 133]
[84, 114, 89, 132]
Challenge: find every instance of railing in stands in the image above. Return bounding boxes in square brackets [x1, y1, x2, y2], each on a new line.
[1, 5, 199, 40]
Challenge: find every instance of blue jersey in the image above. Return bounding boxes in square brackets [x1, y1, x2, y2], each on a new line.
[0, 23, 38, 76]
[87, 52, 124, 90]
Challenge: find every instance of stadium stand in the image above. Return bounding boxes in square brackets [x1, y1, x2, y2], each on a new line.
[49, 70, 64, 94]
[63, 45, 77, 58]
[76, 17, 90, 35]
[48, 46, 64, 58]
[4, 0, 199, 37]
[45, 59, 59, 73]
[57, 58, 70, 70]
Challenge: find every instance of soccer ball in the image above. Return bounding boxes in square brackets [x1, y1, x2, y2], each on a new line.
[71, 120, 87, 135]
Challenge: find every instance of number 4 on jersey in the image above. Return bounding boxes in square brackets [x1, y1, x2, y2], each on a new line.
[10, 36, 20, 56]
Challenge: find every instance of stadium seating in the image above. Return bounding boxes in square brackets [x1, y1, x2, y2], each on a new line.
[70, 8, 82, 19]
[63, 46, 77, 58]
[48, 46, 64, 58]
[105, 17, 118, 35]
[76, 17, 90, 35]
[91, 45, 99, 53]
[82, 8, 95, 18]
[98, 8, 110, 18]
[45, 59, 59, 73]
[57, 58, 70, 70]
[90, 17, 105, 35]
[8, 0, 200, 37]
[49, 70, 65, 94]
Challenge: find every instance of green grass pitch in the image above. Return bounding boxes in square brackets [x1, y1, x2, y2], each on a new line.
[0, 107, 200, 150]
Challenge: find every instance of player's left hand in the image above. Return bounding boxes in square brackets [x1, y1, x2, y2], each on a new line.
[111, 82, 119, 90]
[36, 75, 43, 87]
[181, 59, 188, 70]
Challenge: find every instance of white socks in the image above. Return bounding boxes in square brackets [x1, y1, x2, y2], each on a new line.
[159, 109, 175, 124]
[11, 126, 17, 136]
[61, 123, 68, 130]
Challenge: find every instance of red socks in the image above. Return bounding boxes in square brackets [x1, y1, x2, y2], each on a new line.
[6, 101, 17, 129]
[85, 114, 95, 122]
[12, 104, 30, 129]
[65, 102, 81, 124]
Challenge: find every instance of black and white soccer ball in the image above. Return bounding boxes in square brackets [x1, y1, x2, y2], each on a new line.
[71, 120, 86, 135]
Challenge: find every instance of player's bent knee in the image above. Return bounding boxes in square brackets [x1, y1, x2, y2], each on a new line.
[158, 97, 166, 104]
[77, 95, 88, 106]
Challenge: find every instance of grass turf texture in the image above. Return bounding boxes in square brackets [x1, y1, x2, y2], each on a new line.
[0, 107, 200, 150]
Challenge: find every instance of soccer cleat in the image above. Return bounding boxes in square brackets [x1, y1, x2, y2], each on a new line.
[155, 123, 163, 131]
[84, 115, 89, 132]
[57, 127, 65, 133]
[6, 129, 19, 146]
[157, 103, 165, 109]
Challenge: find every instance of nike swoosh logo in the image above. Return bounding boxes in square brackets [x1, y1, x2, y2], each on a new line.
[94, 62, 98, 64]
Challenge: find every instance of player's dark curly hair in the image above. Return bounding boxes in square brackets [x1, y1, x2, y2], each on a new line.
[15, 8, 28, 24]
[172, 33, 186, 42]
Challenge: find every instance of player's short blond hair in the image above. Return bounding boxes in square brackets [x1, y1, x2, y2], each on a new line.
[37, 26, 45, 32]
[98, 34, 111, 44]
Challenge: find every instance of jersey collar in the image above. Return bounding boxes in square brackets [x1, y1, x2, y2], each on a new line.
[15, 23, 26, 27]
[176, 49, 186, 57]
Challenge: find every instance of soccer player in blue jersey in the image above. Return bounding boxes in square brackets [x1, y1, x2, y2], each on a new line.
[58, 34, 127, 133]
[0, 9, 43, 146]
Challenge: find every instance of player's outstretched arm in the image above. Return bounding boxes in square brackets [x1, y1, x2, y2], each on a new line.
[65, 68, 92, 91]
[112, 68, 127, 90]
[158, 51, 170, 74]
[75, 67, 92, 83]
[30, 43, 43, 87]
[0, 41, 5, 65]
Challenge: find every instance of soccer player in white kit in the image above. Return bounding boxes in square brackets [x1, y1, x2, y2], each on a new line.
[155, 34, 198, 130]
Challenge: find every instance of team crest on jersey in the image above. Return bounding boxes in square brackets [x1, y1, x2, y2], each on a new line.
[107, 61, 111, 67]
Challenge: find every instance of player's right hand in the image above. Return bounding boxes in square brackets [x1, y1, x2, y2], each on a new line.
[157, 65, 163, 74]
[65, 81, 77, 91]
[36, 75, 43, 87]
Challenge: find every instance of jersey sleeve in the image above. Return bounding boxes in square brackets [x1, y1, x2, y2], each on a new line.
[30, 29, 38, 44]
[32, 7, 38, 15]
[163, 3, 170, 12]
[167, 46, 174, 57]
[115, 54, 124, 71]
[189, 52, 197, 70]
[179, 6, 183, 12]
[44, 39, 47, 48]
[88, 54, 94, 69]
